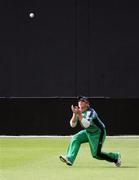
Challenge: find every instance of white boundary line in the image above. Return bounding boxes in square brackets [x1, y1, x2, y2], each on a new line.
[0, 135, 139, 138]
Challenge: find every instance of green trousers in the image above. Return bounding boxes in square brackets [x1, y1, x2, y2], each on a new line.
[66, 129, 118, 164]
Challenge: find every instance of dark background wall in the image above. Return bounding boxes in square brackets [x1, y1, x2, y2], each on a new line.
[0, 98, 138, 135]
[0, 0, 139, 97]
[0, 1, 139, 135]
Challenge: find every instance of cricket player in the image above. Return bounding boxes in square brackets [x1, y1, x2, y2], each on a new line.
[59, 96, 121, 167]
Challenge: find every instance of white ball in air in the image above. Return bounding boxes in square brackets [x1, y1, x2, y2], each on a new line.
[29, 12, 35, 18]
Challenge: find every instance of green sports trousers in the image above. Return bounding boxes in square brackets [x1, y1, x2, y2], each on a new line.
[66, 129, 118, 164]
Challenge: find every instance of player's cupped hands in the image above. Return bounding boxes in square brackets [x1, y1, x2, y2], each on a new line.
[71, 105, 81, 114]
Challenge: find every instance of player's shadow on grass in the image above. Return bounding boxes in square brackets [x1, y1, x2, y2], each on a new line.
[118, 166, 137, 168]
[100, 165, 137, 168]
[74, 165, 137, 168]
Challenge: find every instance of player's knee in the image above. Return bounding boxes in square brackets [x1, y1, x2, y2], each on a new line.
[93, 155, 98, 159]
[93, 155, 100, 160]
[72, 135, 79, 141]
[71, 135, 81, 144]
[93, 152, 101, 159]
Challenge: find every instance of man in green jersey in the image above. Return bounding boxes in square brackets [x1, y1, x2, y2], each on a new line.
[59, 96, 121, 167]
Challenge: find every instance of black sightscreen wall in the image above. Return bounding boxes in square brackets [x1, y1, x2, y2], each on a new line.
[0, 98, 138, 135]
[0, 0, 139, 97]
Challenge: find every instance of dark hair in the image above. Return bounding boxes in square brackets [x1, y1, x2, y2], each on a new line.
[77, 96, 89, 103]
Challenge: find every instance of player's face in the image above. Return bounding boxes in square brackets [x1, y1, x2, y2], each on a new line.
[78, 100, 89, 110]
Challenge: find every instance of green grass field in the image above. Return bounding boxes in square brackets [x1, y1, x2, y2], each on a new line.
[0, 136, 138, 180]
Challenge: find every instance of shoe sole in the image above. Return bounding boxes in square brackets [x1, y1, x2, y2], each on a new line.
[59, 156, 72, 166]
[59, 156, 67, 163]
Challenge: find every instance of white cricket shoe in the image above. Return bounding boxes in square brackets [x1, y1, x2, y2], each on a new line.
[115, 153, 121, 167]
[59, 155, 72, 166]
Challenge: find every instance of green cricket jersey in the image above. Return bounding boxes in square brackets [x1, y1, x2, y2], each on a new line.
[78, 107, 105, 133]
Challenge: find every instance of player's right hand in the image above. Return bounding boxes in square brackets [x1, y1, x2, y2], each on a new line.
[71, 105, 80, 114]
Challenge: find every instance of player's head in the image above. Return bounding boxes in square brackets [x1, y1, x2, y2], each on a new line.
[77, 96, 90, 110]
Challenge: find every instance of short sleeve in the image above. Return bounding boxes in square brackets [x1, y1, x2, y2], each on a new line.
[86, 109, 97, 122]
